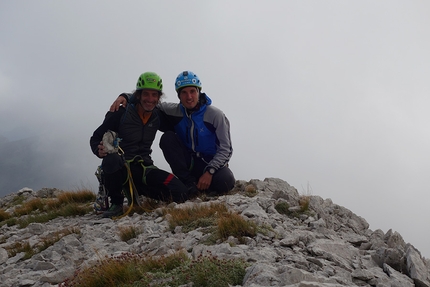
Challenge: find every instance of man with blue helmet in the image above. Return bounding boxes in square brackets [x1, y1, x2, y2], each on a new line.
[111, 71, 235, 196]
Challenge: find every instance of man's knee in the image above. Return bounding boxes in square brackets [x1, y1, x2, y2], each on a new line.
[212, 168, 235, 193]
[159, 131, 176, 149]
[102, 153, 125, 174]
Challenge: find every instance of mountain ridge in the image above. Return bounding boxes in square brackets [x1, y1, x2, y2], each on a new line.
[1, 178, 429, 286]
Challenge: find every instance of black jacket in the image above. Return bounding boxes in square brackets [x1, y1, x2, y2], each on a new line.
[90, 103, 168, 165]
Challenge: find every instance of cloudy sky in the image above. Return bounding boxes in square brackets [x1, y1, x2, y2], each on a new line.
[1, 1, 429, 257]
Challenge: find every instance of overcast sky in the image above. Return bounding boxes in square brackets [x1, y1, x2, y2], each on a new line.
[1, 1, 429, 257]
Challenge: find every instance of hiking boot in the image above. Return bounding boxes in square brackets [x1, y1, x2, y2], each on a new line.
[102, 203, 123, 218]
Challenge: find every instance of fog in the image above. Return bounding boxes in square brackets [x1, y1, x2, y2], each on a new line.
[1, 1, 429, 257]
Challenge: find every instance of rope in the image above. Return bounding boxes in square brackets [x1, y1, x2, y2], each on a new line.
[113, 163, 134, 219]
[113, 150, 154, 219]
[112, 146, 135, 219]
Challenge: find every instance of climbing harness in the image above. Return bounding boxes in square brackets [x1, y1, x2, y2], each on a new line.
[94, 130, 157, 219]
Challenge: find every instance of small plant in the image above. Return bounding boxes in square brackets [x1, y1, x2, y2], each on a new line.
[165, 202, 263, 245]
[3, 217, 17, 227]
[6, 241, 34, 259]
[4, 227, 80, 260]
[217, 212, 257, 243]
[10, 194, 26, 206]
[2, 189, 95, 229]
[244, 184, 258, 197]
[118, 225, 142, 242]
[173, 251, 249, 287]
[59, 202, 93, 217]
[13, 198, 45, 216]
[0, 209, 10, 221]
[164, 202, 228, 233]
[299, 195, 310, 212]
[38, 227, 80, 253]
[45, 197, 63, 210]
[300, 182, 312, 212]
[275, 202, 290, 215]
[56, 190, 96, 205]
[18, 212, 59, 228]
[132, 197, 164, 215]
[275, 197, 311, 218]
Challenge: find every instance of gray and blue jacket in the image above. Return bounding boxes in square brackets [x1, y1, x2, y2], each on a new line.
[158, 93, 233, 171]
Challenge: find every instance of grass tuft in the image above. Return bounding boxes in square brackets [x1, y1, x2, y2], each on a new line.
[1, 189, 95, 229]
[275, 197, 311, 218]
[0, 209, 11, 221]
[57, 189, 96, 205]
[164, 202, 228, 233]
[217, 212, 257, 243]
[118, 225, 142, 242]
[5, 227, 80, 259]
[299, 195, 310, 212]
[275, 202, 290, 215]
[60, 251, 249, 287]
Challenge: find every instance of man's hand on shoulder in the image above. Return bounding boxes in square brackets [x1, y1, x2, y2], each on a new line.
[110, 94, 128, 112]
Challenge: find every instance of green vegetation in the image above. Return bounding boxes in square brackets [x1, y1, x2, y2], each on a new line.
[0, 189, 94, 259]
[60, 251, 249, 287]
[6, 227, 80, 260]
[164, 203, 228, 233]
[163, 202, 266, 245]
[0, 189, 96, 229]
[275, 201, 290, 215]
[275, 195, 311, 218]
[2, 182, 267, 286]
[0, 209, 10, 221]
[118, 225, 142, 242]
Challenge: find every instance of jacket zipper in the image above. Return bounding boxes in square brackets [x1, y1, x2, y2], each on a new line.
[188, 113, 196, 152]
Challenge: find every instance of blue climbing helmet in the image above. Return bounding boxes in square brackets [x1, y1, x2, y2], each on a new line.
[175, 71, 202, 91]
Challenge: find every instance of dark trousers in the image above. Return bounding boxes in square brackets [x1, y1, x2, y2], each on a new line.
[102, 154, 188, 205]
[159, 131, 235, 194]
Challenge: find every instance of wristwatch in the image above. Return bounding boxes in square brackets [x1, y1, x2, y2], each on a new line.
[207, 167, 216, 175]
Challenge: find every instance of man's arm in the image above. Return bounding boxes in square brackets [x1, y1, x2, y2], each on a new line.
[109, 93, 130, 112]
[196, 107, 233, 191]
[206, 108, 233, 171]
[90, 109, 124, 158]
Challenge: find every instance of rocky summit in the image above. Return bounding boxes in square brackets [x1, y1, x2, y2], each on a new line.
[1, 177, 429, 287]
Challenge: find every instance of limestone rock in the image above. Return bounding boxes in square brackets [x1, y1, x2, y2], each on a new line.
[0, 178, 428, 287]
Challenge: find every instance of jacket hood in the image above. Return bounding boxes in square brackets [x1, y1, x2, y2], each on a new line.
[200, 93, 212, 106]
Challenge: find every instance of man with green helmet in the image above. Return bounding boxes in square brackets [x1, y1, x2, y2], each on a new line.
[110, 71, 235, 197]
[90, 72, 189, 218]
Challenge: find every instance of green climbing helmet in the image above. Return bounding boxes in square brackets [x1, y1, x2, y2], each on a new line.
[136, 72, 163, 92]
